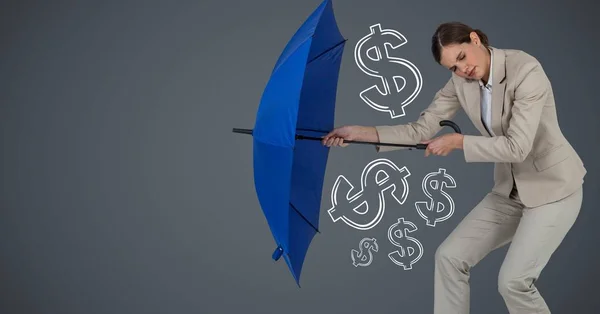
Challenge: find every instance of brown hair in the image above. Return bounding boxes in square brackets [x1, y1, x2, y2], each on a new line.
[431, 22, 489, 64]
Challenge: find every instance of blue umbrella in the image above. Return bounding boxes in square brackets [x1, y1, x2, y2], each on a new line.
[232, 0, 461, 286]
[232, 0, 346, 286]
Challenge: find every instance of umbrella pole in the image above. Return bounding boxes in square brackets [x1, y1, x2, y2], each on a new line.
[233, 120, 460, 150]
[296, 120, 460, 149]
[232, 128, 426, 149]
[296, 135, 427, 149]
[295, 134, 426, 149]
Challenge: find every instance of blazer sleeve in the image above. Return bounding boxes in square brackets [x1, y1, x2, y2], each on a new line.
[374, 77, 461, 152]
[463, 59, 549, 163]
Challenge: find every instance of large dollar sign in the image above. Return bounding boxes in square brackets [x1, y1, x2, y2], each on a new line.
[354, 23, 423, 119]
[415, 168, 457, 227]
[387, 218, 423, 270]
[328, 158, 410, 230]
[351, 237, 379, 267]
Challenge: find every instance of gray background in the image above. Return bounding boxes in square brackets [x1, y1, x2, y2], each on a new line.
[1, 0, 598, 313]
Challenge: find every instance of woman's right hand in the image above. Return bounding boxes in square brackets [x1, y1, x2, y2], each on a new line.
[321, 125, 356, 147]
[322, 125, 378, 147]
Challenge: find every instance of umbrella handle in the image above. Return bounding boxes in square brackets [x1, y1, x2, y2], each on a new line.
[439, 120, 461, 134]
[372, 120, 461, 149]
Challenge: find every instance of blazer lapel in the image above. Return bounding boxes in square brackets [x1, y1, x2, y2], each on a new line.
[463, 80, 489, 137]
[490, 47, 506, 136]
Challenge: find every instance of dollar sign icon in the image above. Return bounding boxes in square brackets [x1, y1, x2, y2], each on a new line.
[328, 158, 410, 230]
[351, 237, 379, 267]
[387, 218, 423, 270]
[354, 23, 423, 119]
[415, 168, 457, 227]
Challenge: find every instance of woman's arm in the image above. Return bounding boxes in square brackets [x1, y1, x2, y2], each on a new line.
[375, 76, 462, 152]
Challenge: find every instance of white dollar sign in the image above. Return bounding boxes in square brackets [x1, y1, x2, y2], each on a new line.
[415, 168, 457, 227]
[387, 217, 423, 270]
[354, 23, 423, 119]
[328, 159, 410, 230]
[351, 237, 379, 267]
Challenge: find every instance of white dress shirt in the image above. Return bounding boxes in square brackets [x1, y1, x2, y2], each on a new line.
[478, 48, 495, 136]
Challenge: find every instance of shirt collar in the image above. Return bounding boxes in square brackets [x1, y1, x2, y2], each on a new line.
[478, 47, 493, 89]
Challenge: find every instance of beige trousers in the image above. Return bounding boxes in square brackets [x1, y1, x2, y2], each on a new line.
[434, 185, 583, 314]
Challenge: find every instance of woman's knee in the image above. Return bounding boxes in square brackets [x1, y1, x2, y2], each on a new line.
[497, 265, 536, 296]
[497, 270, 519, 296]
[435, 238, 461, 263]
[434, 239, 470, 281]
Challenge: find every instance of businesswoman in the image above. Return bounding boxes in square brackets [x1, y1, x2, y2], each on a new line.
[322, 22, 586, 314]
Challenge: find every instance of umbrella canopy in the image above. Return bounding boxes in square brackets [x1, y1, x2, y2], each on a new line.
[251, 0, 345, 286]
[231, 0, 461, 286]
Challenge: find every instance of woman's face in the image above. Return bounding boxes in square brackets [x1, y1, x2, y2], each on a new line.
[439, 32, 490, 82]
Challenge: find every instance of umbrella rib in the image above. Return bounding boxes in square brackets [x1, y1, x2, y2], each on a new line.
[289, 202, 320, 233]
[307, 38, 347, 65]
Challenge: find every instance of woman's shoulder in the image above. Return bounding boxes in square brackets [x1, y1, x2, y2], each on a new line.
[496, 47, 543, 71]
[494, 47, 547, 84]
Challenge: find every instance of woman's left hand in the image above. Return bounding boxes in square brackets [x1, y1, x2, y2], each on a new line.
[421, 133, 464, 157]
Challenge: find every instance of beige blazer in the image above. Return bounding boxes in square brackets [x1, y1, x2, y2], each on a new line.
[374, 46, 586, 208]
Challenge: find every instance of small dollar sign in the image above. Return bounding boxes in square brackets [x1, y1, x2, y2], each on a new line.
[328, 158, 410, 230]
[351, 237, 379, 267]
[387, 218, 423, 270]
[415, 168, 457, 227]
[354, 23, 423, 119]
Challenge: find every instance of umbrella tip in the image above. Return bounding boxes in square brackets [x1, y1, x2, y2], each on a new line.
[272, 245, 284, 261]
[232, 128, 253, 135]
